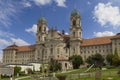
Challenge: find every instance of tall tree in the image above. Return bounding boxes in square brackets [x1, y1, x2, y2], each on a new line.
[112, 48, 120, 66]
[106, 53, 114, 65]
[49, 59, 61, 72]
[69, 55, 83, 69]
[14, 66, 21, 76]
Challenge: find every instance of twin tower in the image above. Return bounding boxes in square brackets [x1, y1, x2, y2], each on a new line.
[35, 9, 82, 63]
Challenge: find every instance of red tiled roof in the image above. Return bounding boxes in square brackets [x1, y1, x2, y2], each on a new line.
[62, 34, 120, 46]
[62, 34, 70, 38]
[3, 33, 120, 51]
[17, 45, 35, 52]
[111, 34, 120, 39]
[81, 36, 113, 46]
[4, 45, 35, 52]
[4, 44, 18, 50]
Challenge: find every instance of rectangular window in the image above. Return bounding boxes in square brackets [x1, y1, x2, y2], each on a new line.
[95, 46, 97, 49]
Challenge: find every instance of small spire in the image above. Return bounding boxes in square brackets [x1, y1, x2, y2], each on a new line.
[62, 29, 65, 34]
[51, 26, 57, 31]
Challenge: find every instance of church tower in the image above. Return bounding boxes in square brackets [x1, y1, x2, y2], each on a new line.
[70, 9, 82, 40]
[70, 9, 82, 56]
[36, 17, 48, 44]
[35, 17, 48, 63]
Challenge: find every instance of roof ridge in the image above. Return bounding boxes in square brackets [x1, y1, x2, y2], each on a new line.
[83, 35, 114, 40]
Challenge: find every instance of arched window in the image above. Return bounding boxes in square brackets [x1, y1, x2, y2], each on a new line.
[39, 27, 41, 31]
[44, 27, 46, 31]
[65, 63, 67, 68]
[73, 20, 76, 26]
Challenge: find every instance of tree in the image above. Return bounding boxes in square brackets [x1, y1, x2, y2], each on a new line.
[26, 68, 33, 74]
[69, 55, 83, 69]
[49, 59, 62, 72]
[112, 48, 120, 66]
[86, 53, 104, 68]
[106, 53, 114, 65]
[14, 66, 21, 76]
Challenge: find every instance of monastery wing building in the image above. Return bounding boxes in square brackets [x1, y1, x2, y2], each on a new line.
[2, 9, 120, 66]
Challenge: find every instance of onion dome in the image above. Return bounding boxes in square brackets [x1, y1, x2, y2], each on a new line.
[39, 17, 46, 22]
[71, 9, 80, 17]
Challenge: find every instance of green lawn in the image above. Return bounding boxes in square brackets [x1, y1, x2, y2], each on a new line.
[65, 68, 120, 80]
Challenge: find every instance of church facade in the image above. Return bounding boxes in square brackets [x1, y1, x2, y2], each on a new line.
[2, 9, 120, 67]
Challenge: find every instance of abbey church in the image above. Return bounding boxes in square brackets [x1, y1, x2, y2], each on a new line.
[2, 9, 120, 68]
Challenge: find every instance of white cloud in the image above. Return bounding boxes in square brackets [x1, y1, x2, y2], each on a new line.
[25, 24, 37, 34]
[0, 1, 18, 27]
[11, 38, 30, 46]
[65, 32, 69, 35]
[0, 39, 11, 46]
[0, 30, 14, 38]
[94, 31, 115, 37]
[93, 3, 120, 27]
[0, 0, 66, 28]
[55, 0, 67, 7]
[33, 0, 52, 6]
[31, 0, 67, 7]
[22, 1, 31, 7]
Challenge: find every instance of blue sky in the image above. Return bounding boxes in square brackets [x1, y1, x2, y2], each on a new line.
[0, 0, 120, 61]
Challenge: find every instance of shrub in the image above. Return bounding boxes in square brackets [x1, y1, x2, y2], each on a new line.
[1, 74, 10, 78]
[117, 70, 120, 76]
[56, 74, 67, 80]
[19, 71, 27, 76]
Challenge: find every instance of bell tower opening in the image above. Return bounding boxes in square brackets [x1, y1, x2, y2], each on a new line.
[73, 20, 76, 26]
